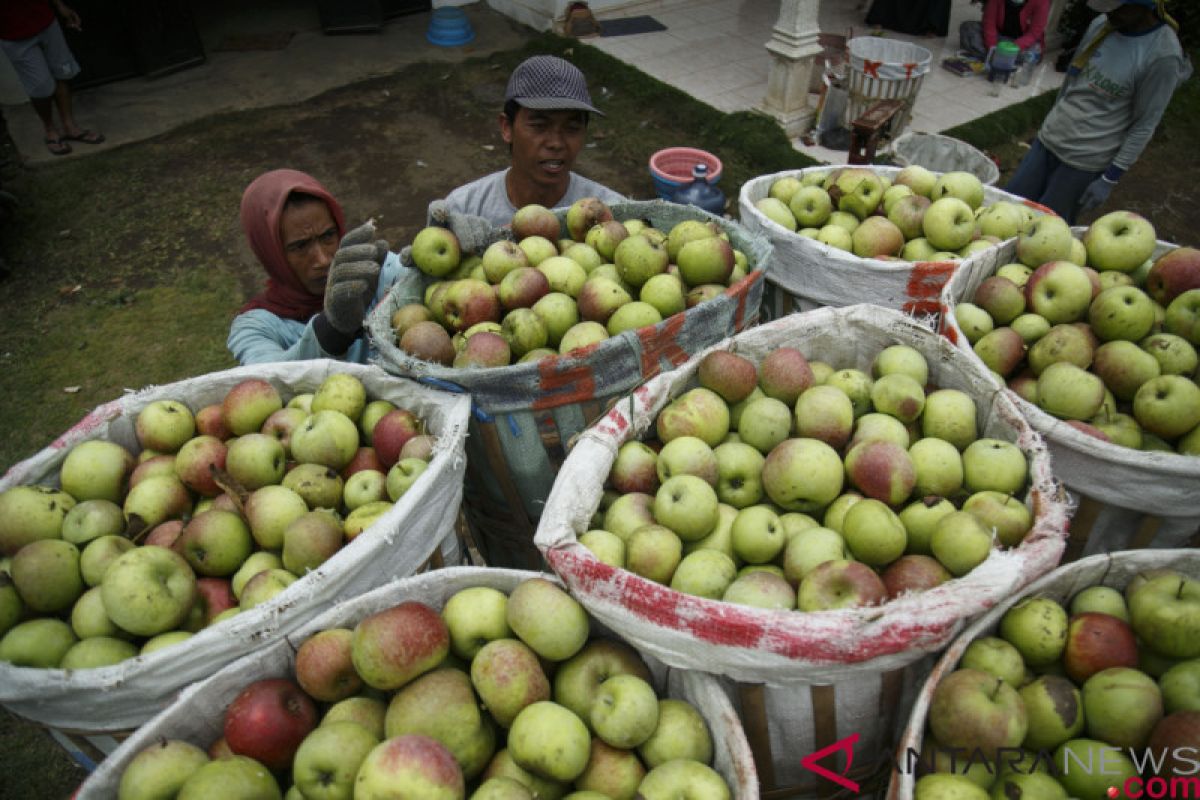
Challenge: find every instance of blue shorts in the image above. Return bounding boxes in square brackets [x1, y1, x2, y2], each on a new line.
[0, 19, 80, 99]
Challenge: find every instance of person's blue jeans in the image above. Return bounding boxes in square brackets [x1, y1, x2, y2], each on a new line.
[1005, 138, 1101, 225]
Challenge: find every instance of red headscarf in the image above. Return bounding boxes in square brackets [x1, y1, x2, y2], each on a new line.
[238, 169, 346, 321]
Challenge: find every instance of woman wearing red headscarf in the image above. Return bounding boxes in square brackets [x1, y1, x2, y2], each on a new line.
[228, 169, 398, 365]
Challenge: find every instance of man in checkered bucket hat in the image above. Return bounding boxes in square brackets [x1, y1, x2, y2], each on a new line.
[438, 55, 625, 228]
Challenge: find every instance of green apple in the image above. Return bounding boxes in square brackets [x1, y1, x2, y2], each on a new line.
[1088, 285, 1156, 342]
[841, 498, 906, 567]
[961, 636, 1025, 687]
[11, 538, 83, 614]
[913, 773, 989, 799]
[1129, 574, 1200, 659]
[1037, 362, 1106, 420]
[1160, 659, 1200, 713]
[900, 497, 957, 555]
[1019, 674, 1085, 750]
[929, 667, 1028, 750]
[60, 439, 136, 504]
[1083, 210, 1157, 273]
[1026, 261, 1093, 324]
[101, 546, 197, 637]
[909, 437, 964, 498]
[670, 550, 737, 600]
[1053, 739, 1137, 800]
[954, 303, 995, 345]
[118, 739, 210, 800]
[923, 197, 976, 252]
[736, 397, 793, 454]
[961, 439, 1026, 495]
[1133, 375, 1200, 440]
[507, 578, 589, 662]
[654, 475, 719, 542]
[637, 759, 730, 800]
[508, 701, 591, 783]
[930, 511, 992, 577]
[761, 438, 845, 513]
[962, 491, 1033, 549]
[291, 721, 378, 800]
[579, 529, 625, 568]
[782, 526, 848, 583]
[999, 597, 1068, 667]
[589, 674, 659, 749]
[0, 617, 77, 667]
[1082, 666, 1163, 748]
[1017, 215, 1074, 269]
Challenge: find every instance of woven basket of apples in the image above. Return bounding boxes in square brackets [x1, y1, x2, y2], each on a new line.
[889, 549, 1200, 800]
[366, 198, 770, 571]
[533, 303, 1071, 794]
[738, 165, 1053, 322]
[941, 210, 1200, 559]
[0, 360, 469, 739]
[75, 566, 759, 799]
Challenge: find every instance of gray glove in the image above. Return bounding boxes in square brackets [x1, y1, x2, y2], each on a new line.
[427, 199, 511, 254]
[323, 221, 389, 334]
[1077, 176, 1116, 215]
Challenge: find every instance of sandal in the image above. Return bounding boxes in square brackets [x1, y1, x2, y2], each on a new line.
[44, 135, 71, 156]
[63, 129, 105, 145]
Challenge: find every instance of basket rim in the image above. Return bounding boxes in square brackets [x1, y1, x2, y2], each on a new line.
[649, 147, 723, 181]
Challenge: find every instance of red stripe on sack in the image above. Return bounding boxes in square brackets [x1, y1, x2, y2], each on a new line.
[593, 408, 630, 439]
[864, 59, 882, 78]
[532, 357, 598, 411]
[550, 549, 960, 661]
[906, 261, 956, 300]
[904, 62, 916, 78]
[1021, 199, 1057, 217]
[51, 401, 123, 450]
[937, 301, 959, 342]
[637, 314, 690, 377]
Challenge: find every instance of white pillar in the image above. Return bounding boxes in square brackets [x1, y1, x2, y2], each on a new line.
[760, 0, 824, 137]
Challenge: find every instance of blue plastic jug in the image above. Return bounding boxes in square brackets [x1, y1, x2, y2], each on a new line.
[672, 163, 726, 216]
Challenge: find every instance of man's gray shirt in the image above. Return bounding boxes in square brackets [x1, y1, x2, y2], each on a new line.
[442, 169, 627, 226]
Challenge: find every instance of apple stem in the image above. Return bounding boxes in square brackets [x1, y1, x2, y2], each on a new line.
[990, 676, 1003, 700]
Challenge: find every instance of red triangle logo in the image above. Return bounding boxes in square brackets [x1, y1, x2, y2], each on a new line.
[800, 733, 861, 793]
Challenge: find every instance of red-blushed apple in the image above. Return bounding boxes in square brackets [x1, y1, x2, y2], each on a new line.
[656, 388, 730, 447]
[513, 203, 561, 242]
[610, 440, 659, 495]
[685, 284, 726, 308]
[192, 577, 237, 628]
[195, 403, 232, 440]
[342, 446, 386, 479]
[143, 518, 185, 549]
[758, 348, 815, 405]
[129, 454, 178, 492]
[372, 409, 422, 470]
[221, 378, 283, 437]
[697, 350, 758, 404]
[929, 668, 1028, 750]
[797, 559, 886, 611]
[1063, 612, 1139, 684]
[973, 327, 1027, 378]
[1147, 247, 1200, 306]
[400, 434, 436, 462]
[1146, 710, 1200, 777]
[576, 737, 647, 799]
[844, 439, 917, 507]
[471, 638, 551, 728]
[400, 320, 455, 365]
[384, 667, 496, 780]
[566, 197, 614, 242]
[794, 385, 854, 450]
[355, 734, 465, 799]
[352, 601, 450, 691]
[174, 435, 228, 498]
[223, 677, 318, 771]
[881, 554, 951, 599]
[177, 509, 254, 578]
[391, 302, 434, 340]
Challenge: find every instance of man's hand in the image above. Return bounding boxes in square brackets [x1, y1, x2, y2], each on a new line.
[1078, 175, 1116, 215]
[323, 222, 389, 335]
[427, 199, 509, 254]
[53, 1, 82, 31]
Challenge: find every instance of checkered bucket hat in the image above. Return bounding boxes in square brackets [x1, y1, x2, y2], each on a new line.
[505, 55, 603, 115]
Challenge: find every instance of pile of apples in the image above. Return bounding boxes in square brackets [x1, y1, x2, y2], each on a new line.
[953, 210, 1200, 455]
[911, 567, 1200, 799]
[0, 373, 436, 670]
[582, 342, 1037, 610]
[114, 578, 732, 800]
[392, 198, 752, 367]
[753, 166, 1039, 261]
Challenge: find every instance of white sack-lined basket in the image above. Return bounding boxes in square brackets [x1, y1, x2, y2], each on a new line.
[888, 548, 1200, 799]
[941, 234, 1200, 555]
[367, 200, 771, 570]
[0, 359, 469, 731]
[534, 304, 1071, 790]
[890, 131, 1000, 186]
[75, 566, 760, 799]
[738, 165, 1053, 320]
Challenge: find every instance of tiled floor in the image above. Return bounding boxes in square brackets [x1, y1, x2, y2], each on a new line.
[588, 0, 1065, 164]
